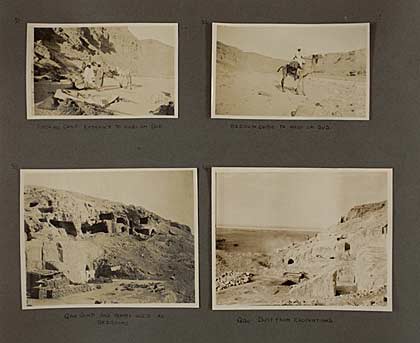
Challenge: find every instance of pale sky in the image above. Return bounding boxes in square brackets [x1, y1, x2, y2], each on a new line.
[216, 169, 389, 230]
[217, 24, 369, 60]
[128, 25, 176, 47]
[24, 170, 195, 230]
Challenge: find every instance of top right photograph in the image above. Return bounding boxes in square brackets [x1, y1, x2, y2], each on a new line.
[211, 23, 370, 120]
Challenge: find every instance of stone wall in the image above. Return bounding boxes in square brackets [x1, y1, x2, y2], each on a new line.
[26, 239, 103, 284]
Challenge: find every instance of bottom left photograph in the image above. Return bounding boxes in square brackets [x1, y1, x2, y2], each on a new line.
[20, 168, 199, 309]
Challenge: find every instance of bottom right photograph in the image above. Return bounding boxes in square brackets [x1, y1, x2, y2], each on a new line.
[212, 168, 393, 311]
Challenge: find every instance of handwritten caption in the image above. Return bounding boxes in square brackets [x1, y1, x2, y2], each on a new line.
[236, 316, 334, 325]
[230, 123, 332, 131]
[64, 311, 165, 327]
[36, 123, 163, 131]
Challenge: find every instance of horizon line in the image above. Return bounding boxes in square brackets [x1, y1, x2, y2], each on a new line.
[216, 225, 322, 232]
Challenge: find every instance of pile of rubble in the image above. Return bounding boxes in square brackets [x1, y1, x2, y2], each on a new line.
[215, 271, 254, 291]
[118, 281, 166, 294]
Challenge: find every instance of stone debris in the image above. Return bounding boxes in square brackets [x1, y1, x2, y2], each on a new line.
[216, 272, 254, 291]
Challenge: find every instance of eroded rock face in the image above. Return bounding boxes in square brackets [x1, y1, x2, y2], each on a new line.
[345, 201, 387, 222]
[24, 185, 167, 240]
[289, 271, 337, 300]
[33, 27, 175, 82]
[23, 185, 195, 303]
[276, 200, 389, 303]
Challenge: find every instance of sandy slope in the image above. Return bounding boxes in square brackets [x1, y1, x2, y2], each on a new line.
[215, 70, 367, 118]
[215, 41, 368, 118]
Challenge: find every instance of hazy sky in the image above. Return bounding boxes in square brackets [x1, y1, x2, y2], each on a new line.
[24, 170, 195, 230]
[217, 24, 369, 60]
[216, 169, 389, 230]
[128, 25, 176, 47]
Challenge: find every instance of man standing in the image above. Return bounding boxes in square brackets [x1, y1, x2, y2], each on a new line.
[83, 64, 95, 89]
[95, 63, 105, 90]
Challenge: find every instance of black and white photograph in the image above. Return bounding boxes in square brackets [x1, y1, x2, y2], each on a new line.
[212, 168, 392, 311]
[20, 168, 198, 309]
[26, 23, 178, 119]
[211, 23, 370, 120]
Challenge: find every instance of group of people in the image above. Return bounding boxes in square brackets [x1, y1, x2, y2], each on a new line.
[82, 62, 106, 90]
[81, 61, 132, 91]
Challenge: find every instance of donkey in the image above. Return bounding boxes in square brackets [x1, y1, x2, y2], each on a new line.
[276, 61, 313, 96]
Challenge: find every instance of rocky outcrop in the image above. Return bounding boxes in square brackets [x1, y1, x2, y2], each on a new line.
[274, 200, 389, 304]
[33, 27, 174, 82]
[345, 201, 386, 222]
[24, 185, 171, 240]
[24, 185, 195, 303]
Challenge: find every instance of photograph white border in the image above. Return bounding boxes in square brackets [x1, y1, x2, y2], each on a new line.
[211, 167, 392, 311]
[26, 23, 179, 120]
[211, 23, 370, 121]
[20, 168, 199, 310]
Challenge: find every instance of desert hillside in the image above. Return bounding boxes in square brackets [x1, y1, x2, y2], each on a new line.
[216, 201, 390, 307]
[215, 41, 368, 118]
[216, 41, 366, 77]
[33, 27, 174, 81]
[24, 185, 195, 305]
[217, 41, 287, 74]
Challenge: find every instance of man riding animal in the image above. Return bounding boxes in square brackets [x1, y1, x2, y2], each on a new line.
[276, 48, 310, 96]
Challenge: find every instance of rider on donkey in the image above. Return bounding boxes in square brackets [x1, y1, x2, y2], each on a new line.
[289, 48, 305, 80]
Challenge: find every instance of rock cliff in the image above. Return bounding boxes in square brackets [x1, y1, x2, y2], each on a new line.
[24, 185, 194, 303]
[33, 27, 174, 82]
[275, 200, 389, 306]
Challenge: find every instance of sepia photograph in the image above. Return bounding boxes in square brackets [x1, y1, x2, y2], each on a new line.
[26, 23, 178, 119]
[20, 168, 198, 309]
[211, 23, 370, 120]
[212, 168, 392, 311]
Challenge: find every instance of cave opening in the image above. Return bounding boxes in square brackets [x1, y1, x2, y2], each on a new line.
[287, 258, 295, 265]
[99, 212, 114, 221]
[49, 220, 78, 236]
[344, 242, 351, 251]
[116, 217, 127, 224]
[281, 280, 297, 286]
[88, 222, 109, 234]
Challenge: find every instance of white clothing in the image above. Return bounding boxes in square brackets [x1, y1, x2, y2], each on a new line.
[293, 51, 305, 68]
[83, 67, 95, 84]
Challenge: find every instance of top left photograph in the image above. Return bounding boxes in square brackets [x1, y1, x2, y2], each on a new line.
[26, 23, 178, 119]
